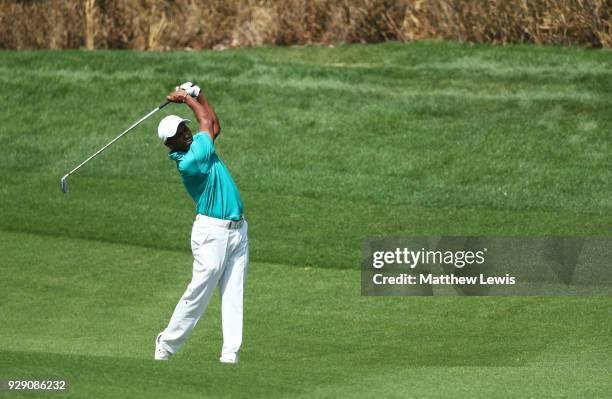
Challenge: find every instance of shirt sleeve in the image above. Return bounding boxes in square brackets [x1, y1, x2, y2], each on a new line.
[191, 132, 215, 174]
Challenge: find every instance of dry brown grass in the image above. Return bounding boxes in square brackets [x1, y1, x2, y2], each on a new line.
[0, 0, 610, 50]
[403, 0, 612, 47]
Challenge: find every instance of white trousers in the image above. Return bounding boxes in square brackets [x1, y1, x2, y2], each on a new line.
[159, 215, 249, 357]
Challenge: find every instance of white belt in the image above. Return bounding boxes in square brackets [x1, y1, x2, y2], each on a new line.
[196, 214, 244, 230]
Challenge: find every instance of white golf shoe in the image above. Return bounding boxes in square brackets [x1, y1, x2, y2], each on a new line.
[219, 353, 239, 364]
[155, 333, 172, 360]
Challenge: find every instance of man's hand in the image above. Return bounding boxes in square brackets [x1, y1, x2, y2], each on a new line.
[166, 90, 190, 103]
[169, 83, 220, 141]
[177, 82, 201, 98]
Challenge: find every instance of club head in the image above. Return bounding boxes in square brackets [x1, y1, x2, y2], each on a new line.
[60, 175, 69, 194]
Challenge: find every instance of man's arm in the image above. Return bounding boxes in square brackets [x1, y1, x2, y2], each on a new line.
[166, 89, 220, 142]
[195, 91, 221, 140]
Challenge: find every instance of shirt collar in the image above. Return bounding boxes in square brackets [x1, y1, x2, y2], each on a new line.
[168, 150, 185, 161]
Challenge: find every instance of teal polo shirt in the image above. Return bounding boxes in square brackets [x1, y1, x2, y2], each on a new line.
[169, 132, 243, 220]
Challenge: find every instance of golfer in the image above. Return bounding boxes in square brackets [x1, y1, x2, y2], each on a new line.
[154, 82, 248, 364]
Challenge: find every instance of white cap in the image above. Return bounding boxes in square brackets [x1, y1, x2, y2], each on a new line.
[157, 115, 191, 142]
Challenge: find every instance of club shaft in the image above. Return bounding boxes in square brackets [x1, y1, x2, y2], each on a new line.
[65, 101, 169, 177]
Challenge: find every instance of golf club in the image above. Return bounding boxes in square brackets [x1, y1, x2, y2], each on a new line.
[60, 101, 170, 193]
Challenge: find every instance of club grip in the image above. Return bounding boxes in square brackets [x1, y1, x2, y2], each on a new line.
[158, 101, 171, 110]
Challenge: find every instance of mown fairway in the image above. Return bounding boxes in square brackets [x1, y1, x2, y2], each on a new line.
[0, 42, 610, 398]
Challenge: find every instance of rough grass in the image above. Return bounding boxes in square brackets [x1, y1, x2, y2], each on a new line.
[0, 42, 610, 398]
[0, 41, 609, 267]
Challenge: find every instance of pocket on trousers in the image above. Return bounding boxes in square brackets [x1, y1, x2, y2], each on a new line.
[190, 231, 211, 251]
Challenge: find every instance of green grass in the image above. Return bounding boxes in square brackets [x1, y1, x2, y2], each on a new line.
[0, 41, 611, 398]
